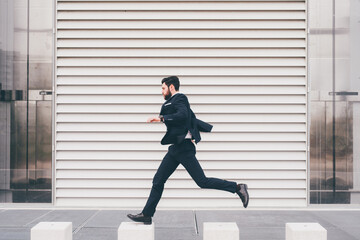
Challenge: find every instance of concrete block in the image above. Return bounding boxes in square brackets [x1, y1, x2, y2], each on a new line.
[118, 222, 154, 240]
[31, 222, 72, 240]
[203, 222, 239, 240]
[286, 223, 327, 240]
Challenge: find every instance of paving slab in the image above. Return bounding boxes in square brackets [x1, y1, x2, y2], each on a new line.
[338, 227, 360, 240]
[0, 227, 30, 240]
[73, 227, 117, 240]
[311, 211, 360, 228]
[27, 210, 98, 230]
[84, 210, 128, 228]
[153, 210, 195, 228]
[326, 227, 359, 240]
[0, 210, 50, 227]
[237, 226, 283, 240]
[310, 211, 360, 240]
[156, 227, 196, 240]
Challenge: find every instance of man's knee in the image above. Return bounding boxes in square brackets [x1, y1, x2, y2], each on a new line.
[195, 177, 209, 189]
[153, 173, 166, 187]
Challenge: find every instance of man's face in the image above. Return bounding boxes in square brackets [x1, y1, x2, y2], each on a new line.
[162, 83, 172, 100]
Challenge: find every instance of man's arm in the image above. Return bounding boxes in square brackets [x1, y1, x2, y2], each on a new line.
[162, 94, 189, 123]
[147, 94, 189, 123]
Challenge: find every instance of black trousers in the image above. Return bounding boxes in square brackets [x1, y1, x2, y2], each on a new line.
[142, 139, 237, 217]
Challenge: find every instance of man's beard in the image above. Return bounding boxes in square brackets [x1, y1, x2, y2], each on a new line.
[164, 91, 172, 100]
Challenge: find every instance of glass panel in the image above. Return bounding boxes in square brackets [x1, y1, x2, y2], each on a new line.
[1, 0, 29, 203]
[0, 0, 53, 203]
[347, 0, 360, 203]
[309, 0, 334, 204]
[309, 0, 360, 204]
[27, 0, 53, 202]
[334, 0, 360, 204]
[352, 102, 360, 203]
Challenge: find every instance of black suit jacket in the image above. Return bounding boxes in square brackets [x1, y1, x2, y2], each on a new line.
[159, 93, 213, 145]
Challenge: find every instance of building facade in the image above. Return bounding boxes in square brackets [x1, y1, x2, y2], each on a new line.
[0, 0, 359, 208]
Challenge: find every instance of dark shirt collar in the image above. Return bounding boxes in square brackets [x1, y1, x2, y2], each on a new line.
[165, 92, 181, 102]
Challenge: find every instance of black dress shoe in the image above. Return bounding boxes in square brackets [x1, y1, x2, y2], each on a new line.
[236, 184, 249, 208]
[127, 213, 152, 225]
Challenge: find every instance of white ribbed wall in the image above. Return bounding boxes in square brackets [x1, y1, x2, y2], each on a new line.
[55, 0, 307, 207]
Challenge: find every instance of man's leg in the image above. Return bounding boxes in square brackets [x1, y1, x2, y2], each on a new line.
[178, 145, 237, 193]
[142, 151, 179, 217]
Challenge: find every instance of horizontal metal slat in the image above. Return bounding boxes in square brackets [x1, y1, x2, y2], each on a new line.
[56, 169, 306, 179]
[54, 104, 306, 113]
[57, 2, 306, 11]
[56, 85, 306, 95]
[57, 39, 306, 48]
[57, 31, 306, 40]
[56, 95, 307, 104]
[57, 48, 307, 57]
[56, 66, 306, 76]
[56, 178, 306, 189]
[57, 20, 306, 30]
[56, 76, 306, 85]
[56, 122, 306, 132]
[57, 10, 306, 20]
[56, 113, 307, 123]
[56, 188, 306, 198]
[56, 132, 306, 142]
[55, 197, 306, 208]
[56, 150, 307, 161]
[56, 159, 306, 170]
[56, 141, 306, 151]
[57, 57, 306, 67]
[56, 103, 306, 113]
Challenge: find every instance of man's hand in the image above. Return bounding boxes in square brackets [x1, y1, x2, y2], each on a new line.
[147, 117, 161, 123]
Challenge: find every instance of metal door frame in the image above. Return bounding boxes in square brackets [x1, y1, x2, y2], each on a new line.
[52, 0, 57, 206]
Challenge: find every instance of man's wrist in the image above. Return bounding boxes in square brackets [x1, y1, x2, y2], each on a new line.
[159, 115, 164, 122]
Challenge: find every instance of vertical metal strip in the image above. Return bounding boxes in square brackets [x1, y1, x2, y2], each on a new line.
[306, 0, 311, 206]
[52, 0, 57, 205]
[25, 0, 30, 202]
[332, 0, 337, 202]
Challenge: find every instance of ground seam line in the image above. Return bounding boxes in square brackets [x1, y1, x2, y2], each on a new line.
[193, 210, 199, 235]
[24, 210, 55, 227]
[73, 210, 101, 235]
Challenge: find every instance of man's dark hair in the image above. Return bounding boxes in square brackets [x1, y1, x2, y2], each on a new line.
[162, 76, 180, 91]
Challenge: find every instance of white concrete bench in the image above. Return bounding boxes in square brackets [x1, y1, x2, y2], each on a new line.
[203, 222, 239, 240]
[31, 222, 72, 240]
[286, 223, 327, 240]
[118, 222, 154, 240]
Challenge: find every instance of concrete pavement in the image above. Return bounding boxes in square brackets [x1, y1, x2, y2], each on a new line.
[0, 208, 359, 240]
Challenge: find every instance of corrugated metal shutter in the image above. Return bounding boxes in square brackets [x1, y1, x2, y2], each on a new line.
[55, 0, 307, 207]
